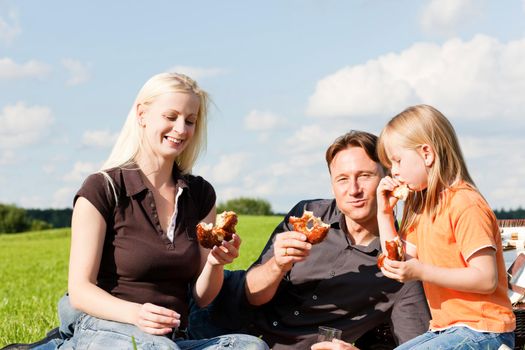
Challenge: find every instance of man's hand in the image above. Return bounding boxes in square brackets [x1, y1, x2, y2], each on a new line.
[311, 339, 360, 350]
[273, 231, 312, 271]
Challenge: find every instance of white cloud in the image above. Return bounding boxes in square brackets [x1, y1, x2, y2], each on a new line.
[0, 102, 54, 148]
[167, 65, 227, 80]
[62, 58, 91, 86]
[207, 153, 248, 184]
[420, 0, 480, 36]
[82, 129, 119, 148]
[460, 135, 525, 210]
[63, 161, 100, 182]
[52, 186, 77, 208]
[0, 9, 21, 44]
[0, 57, 51, 79]
[307, 35, 525, 121]
[284, 124, 340, 155]
[0, 150, 15, 165]
[244, 110, 284, 131]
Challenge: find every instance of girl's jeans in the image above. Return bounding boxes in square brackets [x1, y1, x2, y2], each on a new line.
[395, 326, 514, 350]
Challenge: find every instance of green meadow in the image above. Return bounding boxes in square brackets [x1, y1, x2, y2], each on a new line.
[0, 215, 282, 347]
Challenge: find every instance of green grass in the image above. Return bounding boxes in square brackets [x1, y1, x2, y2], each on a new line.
[0, 215, 282, 347]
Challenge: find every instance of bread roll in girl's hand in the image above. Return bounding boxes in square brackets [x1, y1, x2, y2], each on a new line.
[392, 184, 410, 201]
[377, 236, 405, 268]
[289, 210, 330, 244]
[196, 211, 238, 249]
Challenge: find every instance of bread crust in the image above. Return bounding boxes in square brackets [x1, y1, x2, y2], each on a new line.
[289, 210, 330, 244]
[377, 236, 405, 268]
[196, 211, 238, 249]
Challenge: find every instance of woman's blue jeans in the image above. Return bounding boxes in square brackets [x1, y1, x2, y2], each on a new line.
[394, 326, 514, 350]
[56, 312, 268, 349]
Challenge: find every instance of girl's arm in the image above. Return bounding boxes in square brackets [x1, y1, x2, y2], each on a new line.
[382, 247, 498, 294]
[68, 197, 179, 334]
[192, 206, 241, 307]
[376, 176, 417, 257]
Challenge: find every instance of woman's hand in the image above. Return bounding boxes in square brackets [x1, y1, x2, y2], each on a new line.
[311, 339, 359, 350]
[376, 176, 402, 214]
[207, 234, 241, 266]
[380, 256, 423, 283]
[134, 303, 180, 335]
[273, 231, 312, 272]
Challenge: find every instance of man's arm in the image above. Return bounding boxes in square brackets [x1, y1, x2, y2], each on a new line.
[245, 202, 312, 306]
[245, 230, 311, 305]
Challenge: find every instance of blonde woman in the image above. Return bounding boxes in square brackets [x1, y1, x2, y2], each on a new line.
[376, 104, 515, 349]
[60, 73, 268, 349]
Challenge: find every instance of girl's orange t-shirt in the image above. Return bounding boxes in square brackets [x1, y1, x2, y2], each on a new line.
[406, 183, 515, 332]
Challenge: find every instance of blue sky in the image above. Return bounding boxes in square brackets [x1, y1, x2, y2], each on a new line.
[1, 0, 525, 213]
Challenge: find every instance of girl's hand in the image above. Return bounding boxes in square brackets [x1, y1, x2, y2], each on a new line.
[134, 303, 180, 335]
[311, 339, 359, 350]
[376, 176, 402, 214]
[273, 231, 312, 272]
[207, 234, 241, 266]
[380, 257, 423, 283]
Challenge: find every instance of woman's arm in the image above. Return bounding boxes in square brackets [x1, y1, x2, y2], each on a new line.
[68, 197, 179, 334]
[192, 206, 242, 307]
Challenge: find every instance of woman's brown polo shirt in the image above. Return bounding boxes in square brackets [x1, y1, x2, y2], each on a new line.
[73, 165, 216, 328]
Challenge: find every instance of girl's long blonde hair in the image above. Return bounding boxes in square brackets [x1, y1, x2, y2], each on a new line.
[101, 72, 209, 174]
[377, 104, 476, 234]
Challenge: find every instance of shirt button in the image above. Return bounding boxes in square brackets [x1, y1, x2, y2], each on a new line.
[294, 310, 299, 316]
[150, 203, 155, 208]
[312, 295, 318, 300]
[272, 321, 278, 326]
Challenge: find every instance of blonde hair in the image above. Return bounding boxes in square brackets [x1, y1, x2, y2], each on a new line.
[101, 72, 209, 174]
[377, 104, 476, 234]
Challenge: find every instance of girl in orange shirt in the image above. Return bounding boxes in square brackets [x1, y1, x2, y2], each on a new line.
[376, 104, 515, 349]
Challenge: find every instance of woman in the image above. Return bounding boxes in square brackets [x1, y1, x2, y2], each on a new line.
[61, 72, 268, 349]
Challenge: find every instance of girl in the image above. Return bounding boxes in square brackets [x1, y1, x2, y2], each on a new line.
[60, 73, 268, 349]
[376, 104, 515, 349]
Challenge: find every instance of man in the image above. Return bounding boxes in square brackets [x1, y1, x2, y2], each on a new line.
[189, 130, 430, 350]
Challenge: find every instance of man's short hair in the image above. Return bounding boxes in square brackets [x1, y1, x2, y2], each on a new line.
[325, 130, 383, 173]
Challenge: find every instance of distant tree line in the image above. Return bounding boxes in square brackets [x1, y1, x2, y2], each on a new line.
[2, 201, 525, 234]
[0, 204, 72, 233]
[494, 207, 525, 220]
[217, 197, 273, 216]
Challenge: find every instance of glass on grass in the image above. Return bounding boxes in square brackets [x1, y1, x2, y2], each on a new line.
[317, 326, 342, 342]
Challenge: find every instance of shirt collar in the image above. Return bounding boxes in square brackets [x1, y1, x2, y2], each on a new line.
[121, 164, 189, 197]
[338, 212, 381, 254]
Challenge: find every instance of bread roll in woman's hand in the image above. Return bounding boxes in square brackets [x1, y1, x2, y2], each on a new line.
[289, 210, 330, 244]
[196, 211, 238, 249]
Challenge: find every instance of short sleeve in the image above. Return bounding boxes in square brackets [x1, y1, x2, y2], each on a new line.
[187, 175, 216, 221]
[454, 204, 497, 260]
[74, 172, 115, 222]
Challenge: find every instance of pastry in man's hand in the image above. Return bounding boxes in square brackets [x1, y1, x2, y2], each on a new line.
[289, 210, 330, 244]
